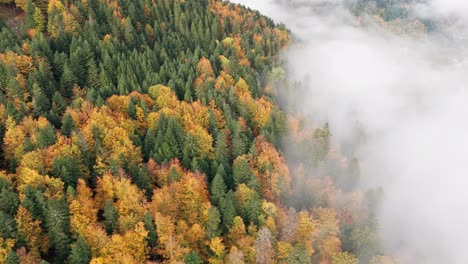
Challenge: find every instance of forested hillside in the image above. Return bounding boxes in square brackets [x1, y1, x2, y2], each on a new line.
[0, 0, 385, 263]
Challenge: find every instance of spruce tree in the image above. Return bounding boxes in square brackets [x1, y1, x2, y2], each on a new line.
[37, 123, 57, 149]
[168, 167, 181, 183]
[206, 206, 221, 239]
[210, 165, 227, 207]
[45, 198, 72, 263]
[5, 251, 19, 264]
[221, 190, 237, 228]
[185, 251, 203, 264]
[0, 211, 17, 239]
[127, 100, 137, 119]
[51, 156, 82, 188]
[33, 7, 45, 31]
[61, 114, 75, 137]
[22, 187, 46, 220]
[233, 157, 254, 187]
[32, 83, 50, 116]
[60, 63, 77, 97]
[25, 0, 36, 29]
[68, 237, 92, 264]
[143, 212, 158, 248]
[103, 200, 119, 235]
[0, 188, 19, 216]
[69, 43, 93, 88]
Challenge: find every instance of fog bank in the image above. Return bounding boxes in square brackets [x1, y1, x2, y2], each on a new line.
[231, 0, 468, 262]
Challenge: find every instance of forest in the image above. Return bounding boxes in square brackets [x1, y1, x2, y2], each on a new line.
[0, 0, 390, 263]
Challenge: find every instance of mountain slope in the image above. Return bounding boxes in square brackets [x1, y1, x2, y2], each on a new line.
[0, 0, 383, 263]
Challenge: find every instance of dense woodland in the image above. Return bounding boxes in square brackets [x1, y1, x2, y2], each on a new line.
[0, 0, 391, 263]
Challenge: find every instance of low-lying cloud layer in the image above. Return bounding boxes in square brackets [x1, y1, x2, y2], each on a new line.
[232, 0, 468, 262]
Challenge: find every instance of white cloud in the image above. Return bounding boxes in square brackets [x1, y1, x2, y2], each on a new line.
[423, 0, 468, 17]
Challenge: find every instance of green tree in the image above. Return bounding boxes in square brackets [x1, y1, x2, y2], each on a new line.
[0, 188, 19, 216]
[127, 164, 152, 199]
[127, 100, 137, 119]
[168, 167, 181, 183]
[143, 212, 158, 248]
[220, 190, 237, 228]
[32, 83, 51, 116]
[233, 156, 253, 187]
[33, 7, 45, 31]
[152, 115, 185, 163]
[206, 206, 221, 239]
[21, 186, 46, 220]
[60, 63, 77, 97]
[25, 0, 36, 29]
[69, 42, 93, 88]
[210, 165, 227, 207]
[68, 236, 92, 264]
[61, 114, 76, 137]
[5, 250, 20, 264]
[313, 123, 331, 165]
[0, 211, 17, 239]
[37, 123, 57, 149]
[185, 251, 203, 264]
[231, 123, 246, 158]
[286, 246, 310, 264]
[214, 132, 229, 172]
[45, 198, 72, 263]
[51, 156, 82, 188]
[103, 200, 119, 235]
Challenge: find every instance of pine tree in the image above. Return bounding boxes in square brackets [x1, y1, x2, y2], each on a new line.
[0, 188, 19, 216]
[127, 100, 137, 119]
[206, 206, 221, 239]
[124, 18, 136, 48]
[103, 200, 119, 235]
[45, 198, 72, 263]
[69, 43, 93, 88]
[233, 156, 253, 187]
[143, 128, 156, 161]
[60, 63, 77, 97]
[127, 163, 153, 199]
[221, 190, 237, 228]
[51, 156, 82, 188]
[185, 251, 203, 264]
[0, 211, 17, 239]
[183, 86, 193, 102]
[61, 114, 75, 137]
[143, 212, 158, 248]
[214, 132, 229, 171]
[21, 186, 45, 220]
[168, 167, 181, 183]
[68, 237, 92, 264]
[25, 0, 36, 29]
[210, 165, 227, 207]
[153, 116, 185, 163]
[313, 123, 331, 165]
[0, 62, 9, 93]
[53, 92, 67, 113]
[231, 123, 246, 158]
[32, 83, 50, 116]
[33, 7, 45, 31]
[37, 123, 57, 149]
[5, 250, 19, 264]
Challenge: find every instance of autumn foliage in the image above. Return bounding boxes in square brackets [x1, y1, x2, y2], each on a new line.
[0, 0, 384, 262]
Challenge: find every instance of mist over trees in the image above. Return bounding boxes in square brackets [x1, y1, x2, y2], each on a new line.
[233, 0, 468, 263]
[0, 0, 406, 263]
